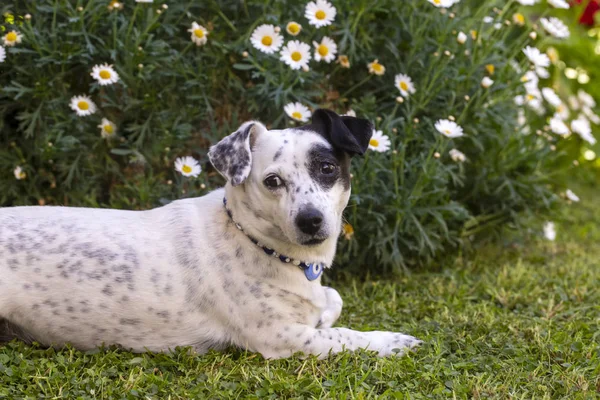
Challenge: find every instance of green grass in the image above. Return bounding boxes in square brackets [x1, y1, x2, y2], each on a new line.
[1, 186, 600, 399]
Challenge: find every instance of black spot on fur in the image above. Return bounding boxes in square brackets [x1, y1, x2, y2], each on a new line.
[273, 146, 284, 161]
[305, 143, 351, 191]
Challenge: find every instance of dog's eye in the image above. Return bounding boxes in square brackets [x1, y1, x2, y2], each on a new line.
[320, 162, 337, 175]
[264, 175, 284, 189]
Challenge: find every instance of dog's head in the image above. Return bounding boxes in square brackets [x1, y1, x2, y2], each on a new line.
[208, 109, 372, 249]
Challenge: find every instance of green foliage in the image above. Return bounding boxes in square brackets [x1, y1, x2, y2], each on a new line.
[1, 184, 599, 398]
[0, 0, 578, 272]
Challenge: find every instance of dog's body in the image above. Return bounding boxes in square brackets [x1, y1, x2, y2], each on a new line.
[0, 110, 420, 358]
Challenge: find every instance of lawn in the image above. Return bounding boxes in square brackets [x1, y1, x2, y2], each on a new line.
[1, 185, 599, 399]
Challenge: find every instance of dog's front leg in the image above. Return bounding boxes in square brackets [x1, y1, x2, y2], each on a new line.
[250, 325, 421, 359]
[316, 286, 343, 329]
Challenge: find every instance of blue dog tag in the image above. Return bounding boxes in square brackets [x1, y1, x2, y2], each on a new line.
[304, 263, 323, 281]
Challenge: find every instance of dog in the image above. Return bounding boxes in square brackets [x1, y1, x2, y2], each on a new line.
[0, 109, 420, 359]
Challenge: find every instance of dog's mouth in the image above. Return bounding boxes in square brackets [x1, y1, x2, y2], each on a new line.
[301, 237, 327, 246]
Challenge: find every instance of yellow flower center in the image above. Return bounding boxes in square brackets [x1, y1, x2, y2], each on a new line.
[99, 70, 111, 79]
[400, 81, 409, 91]
[444, 129, 451, 135]
[470, 30, 477, 40]
[288, 23, 300, 34]
[261, 36, 273, 46]
[433, 0, 441, 4]
[6, 32, 17, 42]
[291, 51, 302, 62]
[78, 101, 89, 110]
[485, 64, 495, 75]
[315, 10, 326, 20]
[318, 44, 329, 57]
[369, 138, 379, 147]
[292, 111, 303, 119]
[342, 223, 354, 237]
[194, 29, 205, 38]
[104, 124, 114, 134]
[372, 63, 383, 73]
[514, 13, 525, 24]
[526, 94, 535, 101]
[182, 165, 192, 174]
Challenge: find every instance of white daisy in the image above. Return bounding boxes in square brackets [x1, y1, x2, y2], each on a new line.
[449, 149, 466, 163]
[457, 32, 467, 44]
[284, 102, 312, 122]
[565, 189, 580, 202]
[483, 16, 494, 23]
[535, 67, 550, 79]
[435, 119, 464, 138]
[548, 0, 569, 8]
[250, 25, 283, 54]
[516, 0, 539, 4]
[541, 87, 562, 108]
[521, 71, 539, 92]
[135, 0, 153, 2]
[368, 130, 391, 152]
[481, 77, 494, 88]
[98, 118, 117, 139]
[312, 36, 337, 63]
[427, 0, 455, 7]
[3, 31, 22, 47]
[13, 166, 26, 180]
[540, 17, 570, 39]
[305, 0, 336, 28]
[280, 40, 311, 70]
[188, 22, 208, 46]
[367, 59, 385, 76]
[91, 64, 120, 86]
[174, 156, 202, 178]
[556, 103, 570, 120]
[577, 89, 596, 108]
[523, 46, 550, 68]
[568, 95, 581, 111]
[571, 116, 596, 145]
[528, 98, 545, 115]
[286, 21, 302, 36]
[582, 107, 600, 125]
[0, 46, 5, 63]
[395, 73, 416, 97]
[549, 114, 569, 135]
[69, 95, 97, 117]
[543, 222, 556, 241]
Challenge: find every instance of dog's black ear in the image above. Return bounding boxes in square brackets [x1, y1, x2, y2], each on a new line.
[310, 109, 373, 156]
[208, 121, 267, 186]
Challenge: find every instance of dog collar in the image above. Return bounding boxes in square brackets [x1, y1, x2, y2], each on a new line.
[222, 197, 325, 281]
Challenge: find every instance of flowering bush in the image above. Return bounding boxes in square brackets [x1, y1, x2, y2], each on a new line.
[0, 0, 597, 273]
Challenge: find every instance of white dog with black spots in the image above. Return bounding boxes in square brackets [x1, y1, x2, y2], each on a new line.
[0, 109, 421, 358]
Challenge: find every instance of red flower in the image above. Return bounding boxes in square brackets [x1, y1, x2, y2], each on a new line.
[574, 0, 600, 26]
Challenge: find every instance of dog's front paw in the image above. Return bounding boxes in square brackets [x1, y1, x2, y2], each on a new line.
[317, 287, 343, 328]
[375, 332, 422, 357]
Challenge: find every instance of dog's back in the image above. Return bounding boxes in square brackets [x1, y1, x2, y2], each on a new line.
[0, 196, 224, 351]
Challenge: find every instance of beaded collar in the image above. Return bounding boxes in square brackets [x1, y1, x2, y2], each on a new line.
[223, 197, 325, 281]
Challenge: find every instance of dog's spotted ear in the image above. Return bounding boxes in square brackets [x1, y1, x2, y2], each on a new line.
[208, 121, 267, 186]
[310, 109, 373, 156]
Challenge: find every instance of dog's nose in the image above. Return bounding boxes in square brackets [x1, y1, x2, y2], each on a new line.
[296, 208, 323, 235]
